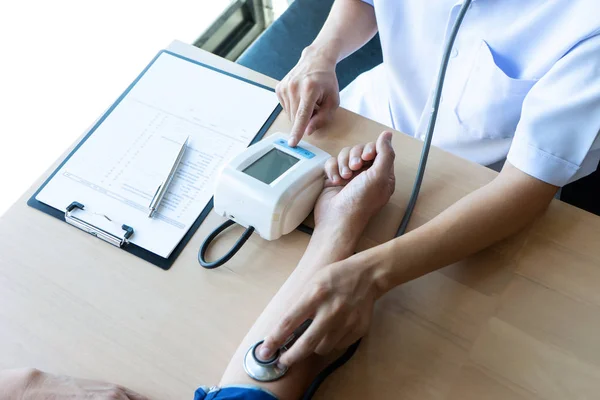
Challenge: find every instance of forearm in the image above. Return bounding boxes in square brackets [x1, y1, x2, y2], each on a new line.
[372, 164, 558, 292]
[219, 221, 363, 399]
[307, 0, 377, 64]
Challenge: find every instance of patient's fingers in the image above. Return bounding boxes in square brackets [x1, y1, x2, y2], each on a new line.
[348, 144, 365, 171]
[362, 142, 376, 161]
[324, 157, 341, 186]
[372, 131, 395, 175]
[337, 147, 352, 179]
[327, 139, 382, 186]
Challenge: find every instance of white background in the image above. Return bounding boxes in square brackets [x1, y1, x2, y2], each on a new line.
[0, 0, 235, 216]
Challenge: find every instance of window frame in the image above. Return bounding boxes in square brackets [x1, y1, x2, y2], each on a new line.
[195, 0, 274, 61]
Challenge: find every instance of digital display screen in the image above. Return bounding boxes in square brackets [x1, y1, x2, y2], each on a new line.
[243, 148, 299, 184]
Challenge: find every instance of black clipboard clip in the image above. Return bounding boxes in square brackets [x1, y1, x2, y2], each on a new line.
[65, 201, 134, 248]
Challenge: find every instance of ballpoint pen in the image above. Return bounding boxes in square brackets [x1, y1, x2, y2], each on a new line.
[148, 136, 189, 218]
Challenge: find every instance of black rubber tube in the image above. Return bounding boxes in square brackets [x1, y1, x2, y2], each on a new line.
[396, 0, 472, 237]
[198, 219, 255, 269]
[300, 339, 362, 400]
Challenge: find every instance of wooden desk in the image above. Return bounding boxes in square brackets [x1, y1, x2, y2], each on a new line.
[2, 41, 600, 399]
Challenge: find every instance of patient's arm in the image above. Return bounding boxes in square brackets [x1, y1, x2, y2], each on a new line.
[218, 132, 396, 399]
[219, 222, 361, 398]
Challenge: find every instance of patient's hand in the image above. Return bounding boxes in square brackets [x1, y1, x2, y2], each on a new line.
[314, 131, 396, 231]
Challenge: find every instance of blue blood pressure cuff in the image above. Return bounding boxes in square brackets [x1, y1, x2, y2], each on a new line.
[195, 386, 278, 400]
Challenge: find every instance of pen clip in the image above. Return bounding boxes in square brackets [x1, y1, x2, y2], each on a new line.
[150, 183, 162, 206]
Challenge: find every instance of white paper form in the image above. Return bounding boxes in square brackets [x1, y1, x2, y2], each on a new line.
[36, 52, 279, 257]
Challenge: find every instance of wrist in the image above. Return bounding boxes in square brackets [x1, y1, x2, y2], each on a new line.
[362, 240, 400, 297]
[307, 218, 366, 262]
[302, 39, 342, 66]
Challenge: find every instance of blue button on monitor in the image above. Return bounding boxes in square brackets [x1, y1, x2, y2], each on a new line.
[275, 138, 315, 159]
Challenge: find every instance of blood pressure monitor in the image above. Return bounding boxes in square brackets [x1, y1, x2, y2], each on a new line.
[214, 133, 331, 240]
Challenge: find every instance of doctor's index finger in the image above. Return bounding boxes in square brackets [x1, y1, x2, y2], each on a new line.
[261, 297, 317, 359]
[288, 92, 319, 147]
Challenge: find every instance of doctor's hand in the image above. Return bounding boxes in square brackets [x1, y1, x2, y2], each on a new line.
[276, 47, 340, 147]
[277, 248, 383, 367]
[0, 368, 149, 400]
[258, 132, 395, 367]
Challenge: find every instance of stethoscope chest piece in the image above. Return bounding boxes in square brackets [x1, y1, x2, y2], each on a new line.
[243, 339, 288, 382]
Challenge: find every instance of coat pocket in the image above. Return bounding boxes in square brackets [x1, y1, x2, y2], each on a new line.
[454, 40, 538, 140]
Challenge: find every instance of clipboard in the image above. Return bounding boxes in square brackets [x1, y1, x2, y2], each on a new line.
[27, 49, 282, 270]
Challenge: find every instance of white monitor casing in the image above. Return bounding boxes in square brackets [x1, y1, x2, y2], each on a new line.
[214, 133, 331, 240]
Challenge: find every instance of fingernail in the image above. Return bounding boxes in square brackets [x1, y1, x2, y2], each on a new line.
[351, 157, 361, 166]
[288, 139, 296, 147]
[258, 346, 271, 360]
[332, 174, 340, 183]
[277, 361, 287, 369]
[342, 167, 351, 176]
